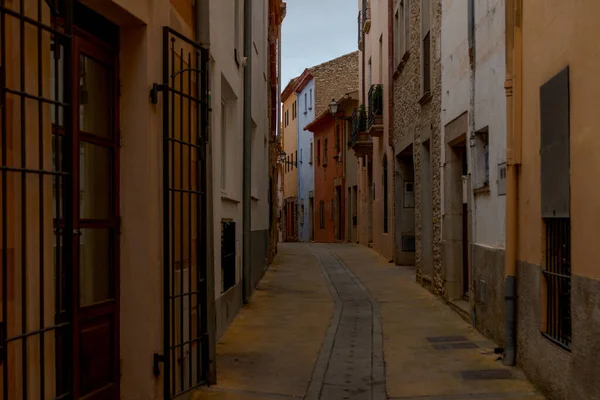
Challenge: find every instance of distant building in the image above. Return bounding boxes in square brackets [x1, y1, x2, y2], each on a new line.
[281, 79, 299, 241]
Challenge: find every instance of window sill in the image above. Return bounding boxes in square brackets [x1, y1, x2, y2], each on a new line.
[221, 193, 241, 204]
[392, 51, 410, 80]
[473, 185, 490, 196]
[234, 49, 240, 68]
[419, 91, 432, 106]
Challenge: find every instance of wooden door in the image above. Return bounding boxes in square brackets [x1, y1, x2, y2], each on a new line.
[73, 33, 120, 400]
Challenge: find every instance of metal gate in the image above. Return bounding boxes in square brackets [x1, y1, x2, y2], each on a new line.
[153, 27, 210, 399]
[1, 0, 75, 398]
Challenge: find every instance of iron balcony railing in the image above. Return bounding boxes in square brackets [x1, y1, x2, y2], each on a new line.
[368, 84, 384, 128]
[349, 107, 367, 147]
[357, 11, 364, 47]
[363, 7, 371, 30]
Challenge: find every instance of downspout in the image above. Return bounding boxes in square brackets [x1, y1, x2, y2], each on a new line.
[242, 0, 253, 303]
[387, 0, 395, 260]
[195, 0, 217, 384]
[467, 0, 476, 325]
[503, 0, 521, 366]
[361, 0, 366, 105]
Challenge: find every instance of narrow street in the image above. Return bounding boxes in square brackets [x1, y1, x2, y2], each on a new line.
[194, 244, 543, 400]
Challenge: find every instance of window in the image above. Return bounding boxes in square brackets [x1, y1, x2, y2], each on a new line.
[317, 140, 321, 165]
[319, 200, 325, 228]
[300, 148, 303, 164]
[292, 101, 297, 120]
[474, 127, 490, 188]
[421, 0, 431, 96]
[331, 199, 334, 220]
[394, 0, 410, 68]
[304, 93, 308, 113]
[379, 34, 383, 82]
[383, 154, 388, 233]
[335, 125, 341, 152]
[300, 200, 305, 224]
[221, 99, 227, 190]
[295, 151, 298, 168]
[221, 221, 237, 292]
[234, 0, 240, 64]
[309, 89, 313, 108]
[323, 138, 328, 165]
[368, 57, 372, 89]
[540, 66, 571, 349]
[423, 32, 431, 95]
[310, 142, 314, 164]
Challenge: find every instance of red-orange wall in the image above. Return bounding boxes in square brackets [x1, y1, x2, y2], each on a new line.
[313, 118, 345, 243]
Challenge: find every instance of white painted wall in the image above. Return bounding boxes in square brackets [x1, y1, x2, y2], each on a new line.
[209, 0, 271, 294]
[473, 0, 506, 248]
[441, 0, 506, 249]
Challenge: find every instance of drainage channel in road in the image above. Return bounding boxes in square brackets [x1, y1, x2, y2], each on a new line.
[306, 244, 386, 400]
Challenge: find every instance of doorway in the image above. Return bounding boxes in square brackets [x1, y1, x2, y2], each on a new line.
[309, 197, 314, 241]
[336, 186, 343, 241]
[73, 32, 121, 399]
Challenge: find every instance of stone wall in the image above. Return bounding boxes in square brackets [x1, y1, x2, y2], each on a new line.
[517, 261, 600, 400]
[471, 244, 505, 345]
[312, 52, 360, 117]
[392, 0, 443, 295]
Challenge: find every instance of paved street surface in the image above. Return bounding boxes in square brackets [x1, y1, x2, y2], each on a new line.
[193, 243, 544, 400]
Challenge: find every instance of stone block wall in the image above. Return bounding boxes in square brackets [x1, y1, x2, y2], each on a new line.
[312, 52, 360, 116]
[392, 0, 443, 295]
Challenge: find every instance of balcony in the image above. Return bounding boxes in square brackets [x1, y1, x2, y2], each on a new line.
[349, 106, 373, 157]
[368, 84, 383, 137]
[363, 7, 371, 34]
[358, 11, 364, 50]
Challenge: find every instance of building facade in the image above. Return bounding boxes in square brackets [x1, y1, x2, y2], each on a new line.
[354, 0, 395, 261]
[440, 0, 507, 337]
[0, 0, 280, 398]
[305, 90, 358, 243]
[343, 93, 361, 244]
[506, 0, 600, 398]
[267, 1, 286, 265]
[390, 0, 442, 290]
[281, 79, 299, 241]
[295, 70, 316, 242]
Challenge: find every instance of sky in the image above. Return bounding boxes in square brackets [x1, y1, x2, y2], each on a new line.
[281, 0, 359, 88]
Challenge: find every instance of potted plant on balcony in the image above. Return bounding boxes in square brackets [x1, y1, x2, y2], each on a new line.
[359, 104, 367, 132]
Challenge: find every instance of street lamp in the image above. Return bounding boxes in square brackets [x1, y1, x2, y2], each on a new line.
[328, 98, 339, 115]
[278, 150, 297, 167]
[328, 98, 351, 121]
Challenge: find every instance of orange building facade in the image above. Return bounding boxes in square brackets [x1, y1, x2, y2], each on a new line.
[306, 113, 347, 243]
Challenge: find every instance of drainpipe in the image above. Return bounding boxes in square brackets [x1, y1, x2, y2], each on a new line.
[503, 0, 521, 366]
[242, 0, 253, 303]
[467, 0, 476, 325]
[195, 0, 217, 384]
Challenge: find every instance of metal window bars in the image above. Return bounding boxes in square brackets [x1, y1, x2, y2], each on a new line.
[156, 27, 211, 399]
[1, 0, 74, 398]
[542, 217, 572, 350]
[368, 84, 383, 128]
[349, 107, 367, 147]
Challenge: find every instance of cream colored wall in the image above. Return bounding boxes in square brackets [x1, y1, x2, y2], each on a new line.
[250, 0, 271, 232]
[520, 0, 600, 280]
[361, 0, 394, 260]
[113, 1, 179, 398]
[282, 94, 298, 199]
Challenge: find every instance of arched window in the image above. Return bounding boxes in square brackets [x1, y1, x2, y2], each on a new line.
[383, 154, 388, 233]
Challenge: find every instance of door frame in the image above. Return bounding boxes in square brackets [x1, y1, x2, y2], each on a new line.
[72, 31, 121, 399]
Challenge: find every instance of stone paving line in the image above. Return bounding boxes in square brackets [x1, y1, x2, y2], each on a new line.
[191, 243, 545, 400]
[306, 244, 386, 400]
